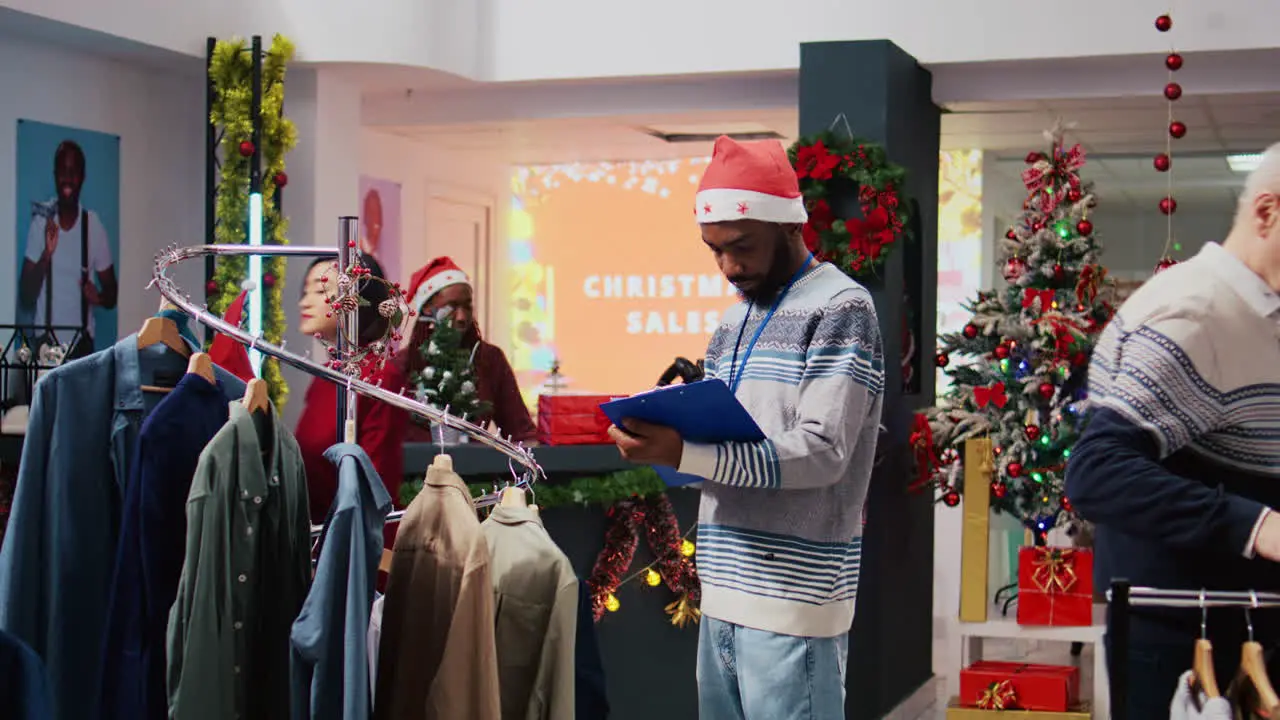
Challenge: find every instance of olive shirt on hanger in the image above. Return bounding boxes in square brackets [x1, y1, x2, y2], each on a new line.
[374, 463, 501, 720]
[480, 506, 579, 720]
[166, 402, 312, 720]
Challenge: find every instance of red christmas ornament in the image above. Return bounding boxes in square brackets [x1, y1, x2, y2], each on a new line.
[1165, 53, 1183, 71]
[942, 491, 961, 507]
[1155, 13, 1172, 31]
[1025, 424, 1041, 441]
[1038, 382, 1056, 400]
[1164, 83, 1182, 101]
[1007, 462, 1024, 478]
[1005, 228, 1017, 240]
[1032, 220, 1046, 232]
[274, 171, 288, 188]
[205, 280, 218, 294]
[1155, 256, 1179, 273]
[994, 344, 1010, 360]
[1025, 152, 1044, 164]
[935, 353, 950, 368]
[1159, 196, 1178, 215]
[1076, 219, 1093, 236]
[1071, 351, 1088, 366]
[1061, 496, 1074, 513]
[1066, 188, 1083, 203]
[1169, 121, 1187, 139]
[963, 323, 979, 339]
[263, 273, 276, 288]
[1053, 263, 1065, 281]
[992, 483, 1008, 499]
[1154, 153, 1171, 172]
[1004, 257, 1027, 282]
[347, 240, 357, 248]
[238, 140, 255, 157]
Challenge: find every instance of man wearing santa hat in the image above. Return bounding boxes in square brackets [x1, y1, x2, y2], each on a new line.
[608, 136, 885, 718]
[397, 257, 537, 443]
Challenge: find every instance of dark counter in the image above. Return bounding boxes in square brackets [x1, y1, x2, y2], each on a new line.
[402, 441, 633, 478]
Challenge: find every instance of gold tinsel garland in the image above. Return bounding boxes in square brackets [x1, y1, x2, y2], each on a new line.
[208, 35, 298, 409]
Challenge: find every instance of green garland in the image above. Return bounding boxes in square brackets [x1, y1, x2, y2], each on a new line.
[399, 466, 670, 509]
[208, 35, 298, 409]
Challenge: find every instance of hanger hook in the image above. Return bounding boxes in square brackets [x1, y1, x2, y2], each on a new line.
[505, 456, 520, 488]
[435, 418, 445, 456]
[1199, 589, 1208, 639]
[249, 334, 259, 352]
[1247, 590, 1258, 642]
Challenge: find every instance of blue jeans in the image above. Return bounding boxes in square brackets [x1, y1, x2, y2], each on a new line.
[697, 616, 849, 720]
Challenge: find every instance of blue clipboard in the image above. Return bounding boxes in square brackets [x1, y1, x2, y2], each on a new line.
[599, 379, 764, 487]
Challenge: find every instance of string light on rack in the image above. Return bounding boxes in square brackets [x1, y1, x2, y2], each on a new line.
[1154, 9, 1181, 273]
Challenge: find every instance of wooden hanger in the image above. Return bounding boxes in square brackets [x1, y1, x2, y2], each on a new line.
[1236, 594, 1280, 714]
[242, 378, 270, 414]
[379, 548, 394, 574]
[137, 314, 190, 358]
[500, 486, 527, 508]
[1191, 592, 1221, 701]
[186, 352, 216, 385]
[431, 453, 453, 472]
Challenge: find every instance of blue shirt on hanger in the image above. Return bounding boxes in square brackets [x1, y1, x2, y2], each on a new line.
[100, 373, 237, 720]
[290, 443, 392, 720]
[0, 629, 52, 720]
[0, 335, 245, 720]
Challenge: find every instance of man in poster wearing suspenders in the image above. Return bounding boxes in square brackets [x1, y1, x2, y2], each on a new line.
[17, 140, 117, 358]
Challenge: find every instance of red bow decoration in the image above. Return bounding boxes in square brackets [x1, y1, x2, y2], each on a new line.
[1022, 288, 1056, 311]
[795, 142, 841, 181]
[1031, 547, 1079, 593]
[974, 382, 1008, 409]
[1035, 316, 1086, 357]
[976, 680, 1018, 710]
[908, 413, 937, 493]
[1075, 264, 1106, 305]
[1021, 143, 1086, 213]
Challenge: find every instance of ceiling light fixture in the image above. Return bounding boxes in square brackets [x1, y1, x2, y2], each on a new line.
[1227, 153, 1264, 173]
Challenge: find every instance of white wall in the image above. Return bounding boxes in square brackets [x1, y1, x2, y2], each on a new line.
[0, 35, 205, 347]
[1092, 206, 1234, 279]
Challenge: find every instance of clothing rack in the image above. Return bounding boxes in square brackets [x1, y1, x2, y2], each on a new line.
[150, 241, 543, 535]
[1107, 579, 1280, 720]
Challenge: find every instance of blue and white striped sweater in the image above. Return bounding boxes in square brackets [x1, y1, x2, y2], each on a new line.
[679, 263, 884, 638]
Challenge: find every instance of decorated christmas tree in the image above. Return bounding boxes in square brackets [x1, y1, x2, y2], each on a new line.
[409, 310, 491, 421]
[914, 125, 1116, 535]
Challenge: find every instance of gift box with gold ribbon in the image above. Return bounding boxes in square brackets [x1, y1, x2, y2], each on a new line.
[959, 661, 1081, 712]
[946, 698, 1091, 720]
[1015, 546, 1094, 626]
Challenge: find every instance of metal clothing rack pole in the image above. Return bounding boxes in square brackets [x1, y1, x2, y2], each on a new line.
[150, 243, 544, 481]
[1106, 580, 1280, 720]
[335, 217, 359, 445]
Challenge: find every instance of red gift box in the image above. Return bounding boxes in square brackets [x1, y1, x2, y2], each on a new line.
[1016, 546, 1094, 627]
[536, 394, 624, 446]
[959, 661, 1080, 712]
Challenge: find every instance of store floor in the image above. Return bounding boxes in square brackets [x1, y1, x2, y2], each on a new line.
[911, 637, 1095, 719]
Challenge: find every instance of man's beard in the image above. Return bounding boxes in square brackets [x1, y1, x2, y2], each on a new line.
[735, 234, 797, 305]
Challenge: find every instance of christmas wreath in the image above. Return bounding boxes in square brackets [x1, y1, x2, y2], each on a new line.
[788, 130, 911, 278]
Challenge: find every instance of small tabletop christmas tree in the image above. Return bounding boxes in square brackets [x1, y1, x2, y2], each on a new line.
[409, 310, 491, 422]
[915, 124, 1117, 536]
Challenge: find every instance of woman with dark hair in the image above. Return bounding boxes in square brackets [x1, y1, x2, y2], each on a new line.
[293, 255, 408, 526]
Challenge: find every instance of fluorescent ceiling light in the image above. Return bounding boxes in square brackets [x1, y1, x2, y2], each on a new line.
[1227, 153, 1264, 173]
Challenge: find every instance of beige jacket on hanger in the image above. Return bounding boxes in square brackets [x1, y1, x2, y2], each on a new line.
[481, 506, 579, 720]
[373, 464, 500, 720]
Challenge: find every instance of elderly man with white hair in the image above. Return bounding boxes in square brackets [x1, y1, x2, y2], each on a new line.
[1067, 143, 1280, 718]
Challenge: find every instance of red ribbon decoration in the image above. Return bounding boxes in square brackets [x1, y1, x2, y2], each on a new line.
[908, 413, 937, 493]
[1031, 547, 1079, 593]
[1075, 264, 1106, 305]
[1022, 288, 1056, 311]
[974, 382, 1009, 409]
[1021, 143, 1086, 213]
[976, 680, 1019, 710]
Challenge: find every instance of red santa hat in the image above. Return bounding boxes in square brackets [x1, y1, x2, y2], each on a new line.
[407, 257, 470, 316]
[208, 291, 255, 383]
[696, 136, 808, 225]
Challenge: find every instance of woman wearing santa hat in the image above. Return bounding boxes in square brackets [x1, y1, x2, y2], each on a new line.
[293, 255, 409, 526]
[397, 257, 537, 444]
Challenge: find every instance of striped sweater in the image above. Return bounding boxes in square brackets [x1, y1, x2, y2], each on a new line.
[1066, 242, 1280, 644]
[678, 262, 885, 638]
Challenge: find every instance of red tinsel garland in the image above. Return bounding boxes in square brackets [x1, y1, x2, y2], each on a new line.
[587, 499, 644, 620]
[641, 494, 700, 604]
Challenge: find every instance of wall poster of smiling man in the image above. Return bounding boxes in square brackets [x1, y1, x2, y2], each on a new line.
[13, 119, 121, 359]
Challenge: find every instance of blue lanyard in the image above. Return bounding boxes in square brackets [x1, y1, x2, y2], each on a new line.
[727, 253, 814, 395]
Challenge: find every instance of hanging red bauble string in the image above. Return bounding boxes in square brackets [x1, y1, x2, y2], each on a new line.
[1155, 14, 1172, 31]
[1154, 154, 1171, 172]
[1169, 121, 1187, 139]
[1159, 196, 1178, 215]
[1164, 83, 1183, 101]
[1165, 53, 1183, 71]
[1076, 219, 1093, 235]
[1155, 257, 1179, 273]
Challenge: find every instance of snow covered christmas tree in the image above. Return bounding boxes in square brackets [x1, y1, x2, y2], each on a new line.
[409, 309, 491, 422]
[914, 124, 1117, 535]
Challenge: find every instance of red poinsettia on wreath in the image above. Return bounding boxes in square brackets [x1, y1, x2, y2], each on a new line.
[789, 131, 912, 279]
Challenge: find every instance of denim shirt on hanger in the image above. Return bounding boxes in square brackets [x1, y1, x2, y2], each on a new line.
[0, 334, 245, 720]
